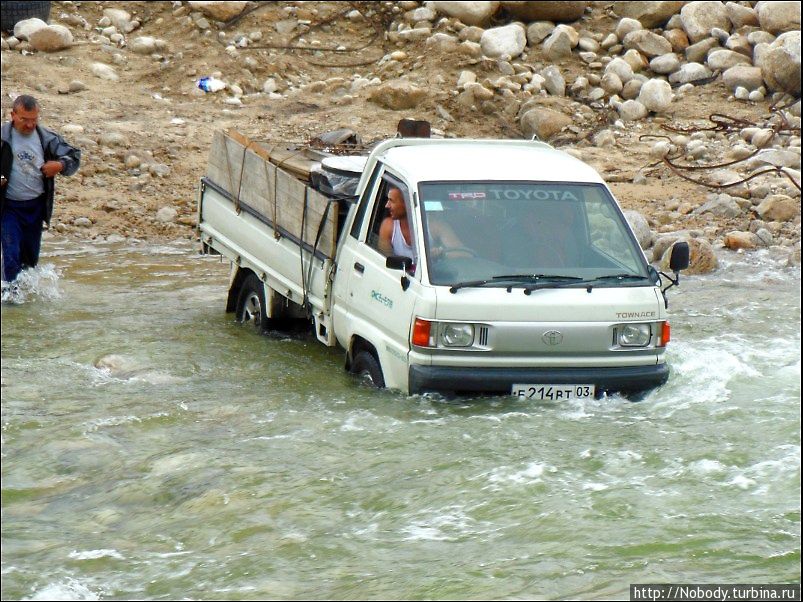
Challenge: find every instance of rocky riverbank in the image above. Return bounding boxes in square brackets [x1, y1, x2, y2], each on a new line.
[1, 1, 800, 271]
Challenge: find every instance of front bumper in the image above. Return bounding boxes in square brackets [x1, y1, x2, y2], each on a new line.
[409, 363, 670, 396]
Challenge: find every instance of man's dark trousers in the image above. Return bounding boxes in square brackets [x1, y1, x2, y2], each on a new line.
[1, 194, 46, 282]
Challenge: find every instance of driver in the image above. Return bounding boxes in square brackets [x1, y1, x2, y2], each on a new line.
[502, 200, 580, 268]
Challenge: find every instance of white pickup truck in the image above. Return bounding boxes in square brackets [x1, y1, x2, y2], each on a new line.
[197, 128, 689, 399]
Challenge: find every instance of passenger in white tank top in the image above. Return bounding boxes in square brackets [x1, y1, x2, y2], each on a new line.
[379, 187, 415, 263]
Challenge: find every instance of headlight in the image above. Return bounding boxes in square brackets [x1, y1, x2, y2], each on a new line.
[440, 323, 474, 347]
[413, 319, 478, 348]
[617, 323, 652, 347]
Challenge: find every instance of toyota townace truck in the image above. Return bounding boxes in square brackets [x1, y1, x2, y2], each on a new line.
[197, 128, 688, 398]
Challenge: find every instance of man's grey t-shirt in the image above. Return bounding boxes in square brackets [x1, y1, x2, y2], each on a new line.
[7, 127, 45, 201]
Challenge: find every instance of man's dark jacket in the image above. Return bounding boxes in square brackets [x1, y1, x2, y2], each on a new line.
[1, 121, 81, 226]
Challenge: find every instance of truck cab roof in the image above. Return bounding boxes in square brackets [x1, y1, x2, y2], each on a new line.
[373, 139, 605, 186]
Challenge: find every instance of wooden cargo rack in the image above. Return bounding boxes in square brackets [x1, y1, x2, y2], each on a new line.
[205, 129, 339, 259]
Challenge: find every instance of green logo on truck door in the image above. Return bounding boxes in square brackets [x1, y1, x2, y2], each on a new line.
[370, 289, 394, 309]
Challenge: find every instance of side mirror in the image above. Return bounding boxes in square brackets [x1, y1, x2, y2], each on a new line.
[669, 241, 690, 273]
[659, 241, 690, 309]
[386, 255, 412, 271]
[386, 255, 413, 291]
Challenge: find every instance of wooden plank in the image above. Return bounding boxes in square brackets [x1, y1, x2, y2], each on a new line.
[264, 144, 319, 180]
[307, 188, 338, 257]
[275, 168, 337, 257]
[275, 167, 308, 235]
[239, 148, 276, 221]
[206, 130, 247, 198]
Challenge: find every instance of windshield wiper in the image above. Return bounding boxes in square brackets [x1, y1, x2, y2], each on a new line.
[592, 273, 652, 283]
[448, 273, 652, 294]
[449, 274, 583, 294]
[448, 278, 510, 293]
[494, 273, 584, 282]
[522, 273, 653, 295]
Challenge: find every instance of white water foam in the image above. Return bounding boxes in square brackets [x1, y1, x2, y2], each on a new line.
[1, 264, 62, 304]
[401, 505, 490, 542]
[67, 549, 125, 561]
[485, 461, 557, 489]
[25, 577, 104, 601]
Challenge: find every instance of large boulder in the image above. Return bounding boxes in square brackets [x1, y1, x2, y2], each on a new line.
[726, 2, 759, 28]
[694, 194, 742, 218]
[706, 49, 752, 71]
[722, 65, 765, 91]
[368, 80, 427, 110]
[756, 195, 799, 222]
[605, 57, 635, 83]
[28, 24, 73, 52]
[723, 231, 761, 250]
[685, 38, 719, 63]
[680, 1, 731, 43]
[650, 53, 681, 75]
[430, 1, 500, 27]
[638, 79, 674, 112]
[756, 1, 801, 35]
[13, 18, 48, 41]
[668, 62, 714, 85]
[501, 1, 586, 23]
[617, 99, 648, 121]
[90, 63, 119, 82]
[623, 30, 673, 57]
[527, 21, 555, 45]
[519, 107, 572, 140]
[752, 149, 801, 169]
[480, 23, 527, 59]
[540, 66, 566, 96]
[129, 36, 167, 55]
[187, 1, 248, 22]
[613, 1, 684, 28]
[758, 31, 801, 95]
[102, 8, 132, 31]
[542, 29, 573, 59]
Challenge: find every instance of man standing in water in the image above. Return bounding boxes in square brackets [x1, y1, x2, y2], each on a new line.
[1, 95, 81, 284]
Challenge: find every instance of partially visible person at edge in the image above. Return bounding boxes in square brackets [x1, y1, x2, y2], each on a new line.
[1, 95, 81, 284]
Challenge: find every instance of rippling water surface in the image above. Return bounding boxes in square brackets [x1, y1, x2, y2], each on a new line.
[1, 240, 800, 600]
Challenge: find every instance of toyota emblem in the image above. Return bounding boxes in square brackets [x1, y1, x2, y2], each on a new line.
[542, 330, 563, 345]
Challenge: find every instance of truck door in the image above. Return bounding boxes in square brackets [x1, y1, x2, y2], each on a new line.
[335, 172, 422, 388]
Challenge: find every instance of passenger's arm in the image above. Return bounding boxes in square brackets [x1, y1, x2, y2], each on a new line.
[378, 217, 393, 256]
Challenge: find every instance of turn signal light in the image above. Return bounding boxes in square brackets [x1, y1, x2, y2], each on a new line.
[659, 321, 671, 347]
[412, 318, 433, 347]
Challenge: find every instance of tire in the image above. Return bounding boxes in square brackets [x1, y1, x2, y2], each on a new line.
[1, 1, 51, 32]
[235, 274, 268, 334]
[351, 350, 385, 388]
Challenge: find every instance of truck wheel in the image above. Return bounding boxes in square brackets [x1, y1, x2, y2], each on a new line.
[351, 351, 385, 388]
[1, 1, 51, 32]
[235, 274, 268, 333]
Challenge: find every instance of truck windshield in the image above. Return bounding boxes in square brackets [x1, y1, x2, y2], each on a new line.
[419, 182, 650, 287]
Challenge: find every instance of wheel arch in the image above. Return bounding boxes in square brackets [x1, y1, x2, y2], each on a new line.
[345, 335, 379, 372]
[226, 267, 255, 313]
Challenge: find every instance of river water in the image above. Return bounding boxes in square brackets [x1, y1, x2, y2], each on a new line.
[1, 240, 800, 601]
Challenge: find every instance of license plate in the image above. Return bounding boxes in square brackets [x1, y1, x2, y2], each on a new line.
[512, 384, 596, 401]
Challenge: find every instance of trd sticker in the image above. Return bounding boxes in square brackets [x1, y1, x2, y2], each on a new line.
[448, 192, 486, 200]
